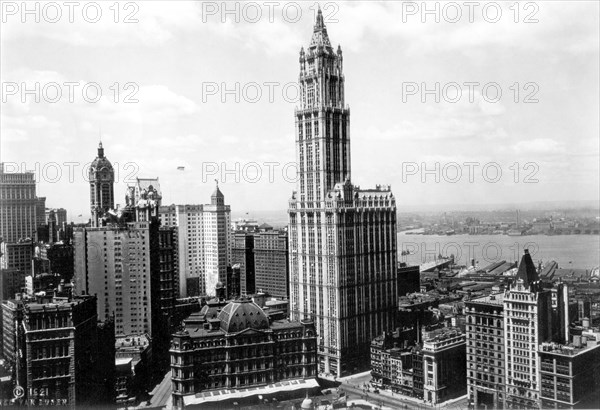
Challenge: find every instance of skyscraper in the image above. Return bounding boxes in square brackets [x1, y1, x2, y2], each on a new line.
[89, 142, 115, 227]
[0, 163, 38, 242]
[254, 229, 289, 299]
[74, 149, 165, 337]
[465, 293, 506, 409]
[288, 10, 398, 376]
[73, 221, 153, 336]
[158, 183, 231, 297]
[203, 183, 231, 295]
[503, 249, 553, 409]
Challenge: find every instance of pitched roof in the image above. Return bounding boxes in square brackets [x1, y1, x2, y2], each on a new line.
[515, 249, 538, 286]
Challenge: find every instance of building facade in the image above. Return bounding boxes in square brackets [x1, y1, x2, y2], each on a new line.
[422, 328, 467, 404]
[1, 239, 33, 276]
[465, 293, 506, 409]
[202, 184, 231, 295]
[288, 9, 398, 376]
[159, 184, 231, 297]
[73, 221, 154, 336]
[22, 295, 108, 406]
[0, 163, 38, 243]
[170, 298, 317, 409]
[539, 339, 600, 408]
[503, 250, 553, 409]
[254, 230, 289, 299]
[231, 231, 255, 295]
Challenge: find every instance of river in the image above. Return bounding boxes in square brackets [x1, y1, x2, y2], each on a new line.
[398, 232, 600, 270]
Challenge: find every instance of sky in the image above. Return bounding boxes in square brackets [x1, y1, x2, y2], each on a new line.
[1, 1, 599, 222]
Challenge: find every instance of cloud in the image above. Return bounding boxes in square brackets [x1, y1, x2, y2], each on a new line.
[512, 138, 565, 155]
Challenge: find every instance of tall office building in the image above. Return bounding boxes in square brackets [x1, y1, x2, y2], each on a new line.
[73, 221, 153, 336]
[160, 204, 204, 297]
[254, 230, 289, 299]
[35, 197, 46, 231]
[22, 295, 105, 406]
[0, 163, 38, 242]
[232, 231, 255, 295]
[89, 142, 115, 227]
[203, 184, 231, 295]
[288, 9, 398, 376]
[503, 249, 553, 409]
[158, 183, 231, 297]
[74, 160, 162, 336]
[0, 239, 33, 275]
[465, 293, 506, 409]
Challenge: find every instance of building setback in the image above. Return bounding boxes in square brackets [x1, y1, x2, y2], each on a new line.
[288, 9, 398, 376]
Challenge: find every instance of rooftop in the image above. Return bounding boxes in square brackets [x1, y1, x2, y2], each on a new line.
[468, 292, 505, 306]
[539, 339, 600, 356]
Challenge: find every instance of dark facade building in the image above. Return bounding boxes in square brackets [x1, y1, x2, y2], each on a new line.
[43, 242, 74, 282]
[170, 298, 317, 409]
[1, 239, 33, 277]
[0, 268, 26, 300]
[465, 293, 506, 409]
[232, 231, 255, 295]
[22, 295, 112, 406]
[1, 298, 25, 389]
[254, 230, 289, 299]
[398, 264, 420, 296]
[226, 264, 241, 299]
[158, 226, 178, 320]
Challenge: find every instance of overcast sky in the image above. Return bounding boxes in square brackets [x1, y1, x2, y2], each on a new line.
[1, 1, 598, 221]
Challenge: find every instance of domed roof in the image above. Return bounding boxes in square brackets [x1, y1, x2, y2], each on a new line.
[90, 142, 114, 171]
[217, 298, 269, 333]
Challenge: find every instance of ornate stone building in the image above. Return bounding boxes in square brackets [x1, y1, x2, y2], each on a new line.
[89, 142, 115, 227]
[170, 298, 317, 409]
[503, 249, 553, 409]
[288, 9, 398, 376]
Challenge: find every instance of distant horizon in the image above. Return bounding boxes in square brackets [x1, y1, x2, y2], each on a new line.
[53, 198, 600, 226]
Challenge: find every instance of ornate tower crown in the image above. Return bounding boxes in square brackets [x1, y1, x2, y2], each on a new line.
[89, 142, 115, 227]
[309, 7, 332, 51]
